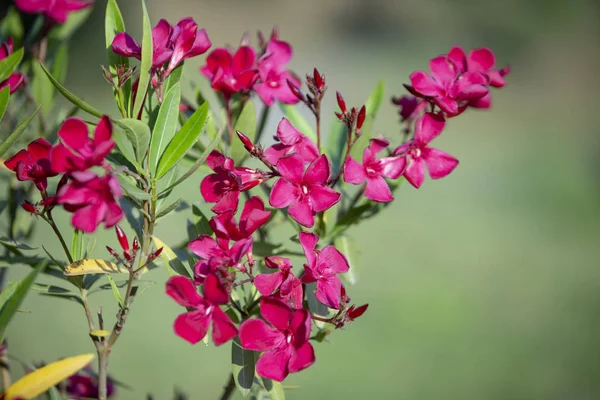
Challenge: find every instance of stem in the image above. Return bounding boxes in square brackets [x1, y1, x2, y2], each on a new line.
[97, 347, 109, 400]
[330, 126, 354, 187]
[43, 211, 73, 264]
[316, 112, 321, 152]
[219, 373, 236, 400]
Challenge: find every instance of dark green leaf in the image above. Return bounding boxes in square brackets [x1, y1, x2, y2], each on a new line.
[0, 106, 40, 159]
[279, 103, 316, 143]
[0, 47, 23, 82]
[112, 127, 145, 174]
[232, 337, 257, 397]
[306, 282, 328, 329]
[133, 0, 153, 119]
[156, 102, 209, 179]
[261, 378, 286, 400]
[252, 242, 282, 258]
[192, 203, 213, 236]
[150, 83, 181, 174]
[230, 100, 256, 163]
[152, 236, 192, 278]
[0, 86, 10, 122]
[105, 0, 128, 70]
[52, 43, 69, 86]
[334, 235, 359, 285]
[0, 259, 47, 342]
[0, 237, 36, 251]
[0, 282, 19, 311]
[0, 8, 24, 43]
[118, 118, 151, 162]
[117, 175, 151, 201]
[39, 63, 103, 118]
[156, 198, 181, 219]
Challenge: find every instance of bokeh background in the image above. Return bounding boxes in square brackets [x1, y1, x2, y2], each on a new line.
[4, 0, 600, 398]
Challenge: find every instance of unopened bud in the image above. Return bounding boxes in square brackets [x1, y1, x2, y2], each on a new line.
[347, 304, 369, 320]
[115, 225, 129, 252]
[335, 112, 344, 121]
[287, 80, 305, 102]
[57, 174, 69, 192]
[357, 105, 366, 131]
[236, 130, 255, 152]
[313, 68, 324, 90]
[101, 66, 114, 86]
[132, 236, 139, 253]
[147, 247, 163, 264]
[106, 246, 119, 259]
[336, 91, 347, 114]
[21, 201, 37, 215]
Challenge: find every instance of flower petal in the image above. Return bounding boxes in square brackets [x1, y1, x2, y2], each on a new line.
[423, 147, 459, 180]
[260, 297, 292, 330]
[212, 190, 239, 214]
[288, 342, 315, 373]
[378, 156, 406, 179]
[288, 198, 314, 227]
[343, 156, 366, 185]
[365, 175, 393, 203]
[189, 235, 219, 259]
[256, 347, 291, 382]
[58, 118, 89, 151]
[269, 178, 297, 209]
[276, 118, 302, 145]
[203, 273, 229, 305]
[304, 155, 331, 185]
[429, 56, 458, 86]
[239, 318, 284, 352]
[166, 276, 204, 308]
[410, 71, 441, 97]
[308, 185, 340, 213]
[255, 272, 284, 296]
[111, 32, 142, 59]
[404, 157, 425, 189]
[211, 307, 238, 346]
[319, 246, 349, 274]
[316, 276, 342, 309]
[276, 154, 305, 184]
[414, 112, 446, 145]
[173, 309, 211, 344]
[468, 47, 495, 72]
[299, 232, 318, 268]
[93, 115, 112, 145]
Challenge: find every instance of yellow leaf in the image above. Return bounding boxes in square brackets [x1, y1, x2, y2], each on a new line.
[5, 353, 94, 399]
[90, 329, 111, 337]
[64, 259, 128, 276]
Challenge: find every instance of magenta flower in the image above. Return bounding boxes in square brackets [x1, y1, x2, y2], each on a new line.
[4, 139, 57, 192]
[189, 234, 252, 283]
[447, 46, 510, 108]
[112, 19, 176, 69]
[14, 0, 92, 24]
[299, 232, 349, 309]
[263, 118, 319, 165]
[66, 372, 115, 399]
[0, 38, 25, 94]
[57, 172, 123, 233]
[50, 116, 114, 173]
[343, 138, 406, 203]
[239, 297, 315, 381]
[200, 46, 258, 98]
[200, 151, 263, 214]
[254, 39, 300, 106]
[166, 17, 211, 74]
[391, 95, 427, 123]
[255, 256, 303, 309]
[210, 196, 271, 242]
[393, 112, 458, 188]
[409, 55, 489, 115]
[269, 154, 340, 228]
[166, 274, 237, 345]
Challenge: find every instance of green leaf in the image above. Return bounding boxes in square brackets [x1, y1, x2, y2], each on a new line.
[118, 118, 151, 162]
[0, 282, 19, 311]
[279, 103, 316, 144]
[334, 235, 359, 285]
[156, 102, 209, 179]
[192, 203, 212, 236]
[0, 106, 39, 159]
[31, 283, 83, 306]
[163, 64, 183, 94]
[152, 236, 191, 278]
[105, 0, 128, 71]
[261, 378, 286, 400]
[0, 238, 35, 251]
[112, 128, 145, 174]
[156, 198, 181, 219]
[106, 275, 124, 307]
[133, 0, 153, 119]
[0, 86, 10, 122]
[306, 282, 328, 329]
[230, 100, 256, 163]
[117, 175, 151, 201]
[326, 203, 371, 240]
[253, 242, 282, 258]
[71, 229, 84, 262]
[0, 260, 47, 342]
[232, 337, 256, 397]
[159, 130, 221, 194]
[349, 80, 385, 161]
[0, 47, 23, 82]
[52, 43, 69, 86]
[149, 83, 181, 174]
[39, 63, 103, 118]
[0, 8, 24, 44]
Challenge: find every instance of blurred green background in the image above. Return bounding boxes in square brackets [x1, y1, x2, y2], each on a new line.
[5, 0, 600, 398]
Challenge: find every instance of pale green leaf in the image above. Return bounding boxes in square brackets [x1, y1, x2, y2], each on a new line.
[0, 47, 23, 82]
[334, 235, 359, 285]
[0, 86, 9, 122]
[0, 106, 40, 159]
[232, 337, 256, 397]
[118, 118, 151, 162]
[106, 275, 124, 307]
[149, 82, 181, 174]
[230, 100, 256, 163]
[132, 0, 153, 119]
[261, 378, 286, 400]
[152, 236, 191, 278]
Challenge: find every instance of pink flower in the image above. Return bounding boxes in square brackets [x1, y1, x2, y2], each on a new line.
[254, 39, 300, 106]
[166, 18, 211, 74]
[269, 154, 340, 228]
[391, 95, 427, 123]
[299, 232, 349, 309]
[393, 112, 458, 188]
[409, 55, 489, 116]
[200, 46, 258, 98]
[4, 139, 57, 192]
[57, 172, 123, 232]
[166, 274, 237, 345]
[200, 151, 263, 214]
[343, 138, 406, 203]
[210, 196, 271, 242]
[0, 38, 25, 94]
[112, 19, 176, 69]
[263, 118, 319, 165]
[14, 0, 92, 24]
[189, 234, 252, 283]
[447, 46, 510, 108]
[254, 256, 303, 309]
[239, 297, 315, 381]
[50, 116, 114, 173]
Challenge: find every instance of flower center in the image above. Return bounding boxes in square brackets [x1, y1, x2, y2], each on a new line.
[301, 184, 309, 195]
[286, 331, 293, 344]
[365, 166, 377, 177]
[269, 80, 278, 88]
[411, 147, 421, 159]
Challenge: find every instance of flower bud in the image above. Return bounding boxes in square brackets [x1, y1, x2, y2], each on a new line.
[115, 225, 129, 252]
[356, 105, 366, 131]
[313, 68, 325, 91]
[106, 246, 120, 259]
[347, 304, 368, 320]
[147, 247, 163, 264]
[21, 200, 37, 215]
[132, 236, 139, 253]
[287, 79, 305, 102]
[236, 130, 255, 153]
[336, 91, 347, 114]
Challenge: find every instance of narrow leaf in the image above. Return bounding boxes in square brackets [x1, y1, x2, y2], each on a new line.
[262, 378, 286, 400]
[232, 337, 256, 397]
[349, 80, 385, 161]
[4, 353, 94, 400]
[0, 260, 48, 342]
[112, 128, 145, 174]
[192, 203, 213, 236]
[334, 235, 359, 285]
[117, 175, 151, 201]
[279, 103, 316, 143]
[106, 275, 124, 307]
[163, 64, 183, 95]
[326, 203, 371, 240]
[156, 198, 181, 219]
[0, 106, 40, 159]
[105, 0, 128, 71]
[230, 100, 256, 163]
[132, 0, 153, 119]
[0, 48, 23, 82]
[64, 259, 128, 276]
[0, 86, 10, 122]
[152, 236, 192, 278]
[118, 118, 151, 162]
[149, 83, 181, 174]
[71, 229, 84, 262]
[156, 102, 209, 179]
[0, 282, 19, 311]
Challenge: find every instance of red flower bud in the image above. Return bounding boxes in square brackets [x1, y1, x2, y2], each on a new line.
[313, 68, 324, 90]
[21, 201, 37, 215]
[357, 105, 366, 131]
[147, 247, 163, 264]
[57, 174, 69, 192]
[336, 91, 347, 113]
[335, 112, 344, 121]
[287, 79, 305, 102]
[132, 236, 139, 253]
[106, 246, 119, 259]
[115, 225, 129, 252]
[348, 303, 368, 320]
[236, 130, 255, 152]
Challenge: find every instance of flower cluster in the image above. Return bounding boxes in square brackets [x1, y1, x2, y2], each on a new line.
[3, 116, 123, 232]
[15, 0, 93, 25]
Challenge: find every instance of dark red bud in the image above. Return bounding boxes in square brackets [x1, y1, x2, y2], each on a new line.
[132, 236, 139, 253]
[357, 105, 366, 131]
[106, 246, 119, 259]
[335, 112, 344, 121]
[57, 174, 69, 192]
[348, 304, 369, 320]
[147, 247, 163, 264]
[270, 26, 279, 40]
[241, 179, 262, 191]
[21, 201, 37, 214]
[115, 225, 129, 252]
[336, 91, 347, 113]
[236, 130, 255, 152]
[287, 79, 305, 101]
[313, 68, 324, 89]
